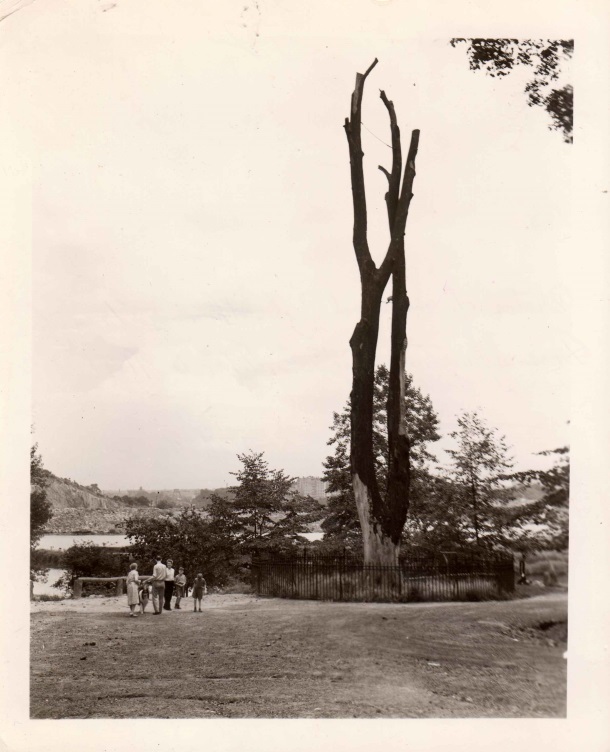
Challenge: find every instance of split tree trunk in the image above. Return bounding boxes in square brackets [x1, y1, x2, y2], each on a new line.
[344, 60, 420, 565]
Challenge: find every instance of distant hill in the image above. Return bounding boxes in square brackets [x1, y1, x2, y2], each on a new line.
[102, 487, 202, 506]
[41, 473, 329, 535]
[102, 486, 234, 510]
[46, 475, 123, 511]
[103, 477, 329, 507]
[41, 474, 182, 534]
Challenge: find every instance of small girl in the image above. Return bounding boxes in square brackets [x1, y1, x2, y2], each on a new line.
[192, 573, 207, 612]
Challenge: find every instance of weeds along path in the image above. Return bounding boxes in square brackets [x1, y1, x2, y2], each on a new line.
[30, 593, 567, 719]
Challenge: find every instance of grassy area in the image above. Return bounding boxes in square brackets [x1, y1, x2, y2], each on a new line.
[30, 592, 567, 719]
[526, 551, 568, 577]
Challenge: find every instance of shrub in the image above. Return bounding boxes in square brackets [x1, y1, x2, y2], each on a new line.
[218, 578, 252, 595]
[122, 507, 239, 588]
[31, 548, 66, 569]
[55, 541, 129, 593]
[34, 593, 66, 602]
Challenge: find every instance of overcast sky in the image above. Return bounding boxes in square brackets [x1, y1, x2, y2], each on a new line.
[5, 0, 574, 489]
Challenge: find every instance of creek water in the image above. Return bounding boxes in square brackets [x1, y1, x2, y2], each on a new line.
[38, 533, 129, 550]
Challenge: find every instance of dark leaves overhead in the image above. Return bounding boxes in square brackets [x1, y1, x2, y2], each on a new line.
[450, 38, 574, 143]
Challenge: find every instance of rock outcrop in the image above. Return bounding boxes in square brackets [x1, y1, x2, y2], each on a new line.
[45, 477, 123, 511]
[42, 475, 174, 534]
[43, 507, 171, 534]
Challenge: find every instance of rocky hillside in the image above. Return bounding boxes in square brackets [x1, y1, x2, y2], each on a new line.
[42, 472, 329, 535]
[42, 506, 171, 534]
[46, 476, 122, 510]
[41, 474, 171, 534]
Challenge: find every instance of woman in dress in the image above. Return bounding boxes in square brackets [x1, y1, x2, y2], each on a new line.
[126, 562, 140, 617]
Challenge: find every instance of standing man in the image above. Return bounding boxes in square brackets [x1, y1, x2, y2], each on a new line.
[151, 555, 167, 615]
[163, 558, 175, 611]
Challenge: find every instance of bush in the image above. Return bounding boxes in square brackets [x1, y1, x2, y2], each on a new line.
[33, 593, 66, 602]
[122, 507, 239, 588]
[56, 541, 130, 593]
[156, 499, 176, 510]
[217, 578, 252, 595]
[31, 548, 66, 569]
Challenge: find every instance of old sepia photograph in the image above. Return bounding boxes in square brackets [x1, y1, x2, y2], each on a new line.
[1, 0, 609, 749]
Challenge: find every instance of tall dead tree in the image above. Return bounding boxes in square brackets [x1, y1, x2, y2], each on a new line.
[344, 59, 420, 565]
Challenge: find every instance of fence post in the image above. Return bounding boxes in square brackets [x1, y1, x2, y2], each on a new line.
[73, 579, 83, 599]
[398, 560, 402, 599]
[115, 578, 124, 596]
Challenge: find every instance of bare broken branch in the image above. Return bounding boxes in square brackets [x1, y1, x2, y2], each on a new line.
[344, 59, 379, 276]
[378, 165, 392, 182]
[379, 90, 402, 231]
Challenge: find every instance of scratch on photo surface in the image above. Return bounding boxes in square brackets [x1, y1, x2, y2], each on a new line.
[0, 0, 38, 24]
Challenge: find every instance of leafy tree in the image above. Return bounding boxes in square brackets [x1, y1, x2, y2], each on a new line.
[156, 498, 176, 510]
[509, 446, 569, 550]
[402, 474, 473, 552]
[322, 366, 440, 542]
[445, 411, 514, 548]
[30, 444, 53, 583]
[450, 38, 573, 143]
[31, 444, 52, 546]
[208, 451, 324, 555]
[122, 507, 235, 587]
[54, 541, 128, 593]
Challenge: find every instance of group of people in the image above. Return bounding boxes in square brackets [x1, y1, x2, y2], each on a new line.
[125, 555, 207, 617]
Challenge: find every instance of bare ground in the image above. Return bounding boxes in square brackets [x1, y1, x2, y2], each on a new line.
[30, 592, 567, 719]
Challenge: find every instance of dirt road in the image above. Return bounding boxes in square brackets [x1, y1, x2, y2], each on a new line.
[30, 592, 567, 718]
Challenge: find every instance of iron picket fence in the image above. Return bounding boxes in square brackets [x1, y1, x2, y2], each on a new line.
[251, 550, 515, 602]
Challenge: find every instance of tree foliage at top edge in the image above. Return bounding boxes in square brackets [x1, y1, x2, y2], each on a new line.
[450, 38, 573, 143]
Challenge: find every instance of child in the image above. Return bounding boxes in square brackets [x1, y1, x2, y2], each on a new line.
[139, 579, 151, 615]
[192, 573, 207, 612]
[174, 567, 187, 609]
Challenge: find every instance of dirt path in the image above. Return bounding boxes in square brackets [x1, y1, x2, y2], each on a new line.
[30, 593, 567, 718]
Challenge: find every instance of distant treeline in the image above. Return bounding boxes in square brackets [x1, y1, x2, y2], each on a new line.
[108, 487, 234, 510]
[32, 543, 133, 572]
[110, 494, 167, 508]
